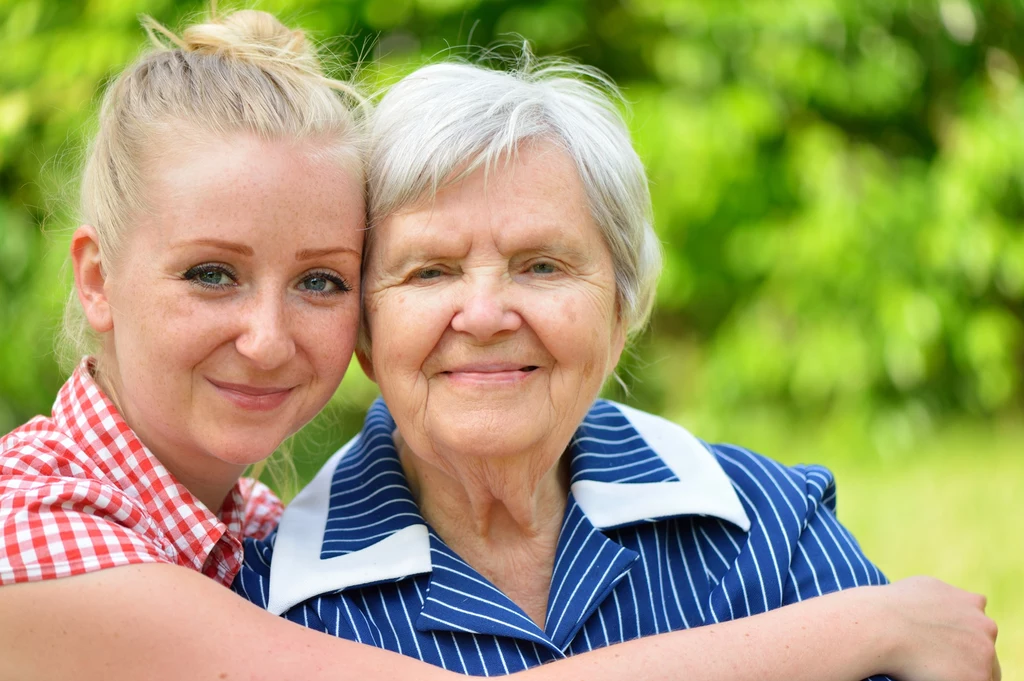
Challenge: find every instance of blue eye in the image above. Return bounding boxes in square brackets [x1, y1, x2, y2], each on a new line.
[183, 264, 236, 289]
[198, 270, 230, 285]
[298, 271, 350, 296]
[417, 268, 444, 280]
[302, 275, 330, 292]
[530, 262, 558, 274]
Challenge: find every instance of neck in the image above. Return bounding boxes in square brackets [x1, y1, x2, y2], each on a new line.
[397, 431, 570, 627]
[93, 361, 244, 515]
[154, 458, 245, 516]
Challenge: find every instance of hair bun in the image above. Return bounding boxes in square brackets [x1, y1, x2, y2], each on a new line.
[145, 9, 321, 77]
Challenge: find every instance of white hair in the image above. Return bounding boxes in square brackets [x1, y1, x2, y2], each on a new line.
[367, 55, 662, 339]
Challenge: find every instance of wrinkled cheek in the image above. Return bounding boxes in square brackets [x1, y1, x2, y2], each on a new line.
[372, 297, 452, 359]
[376, 340, 421, 379]
[559, 298, 579, 324]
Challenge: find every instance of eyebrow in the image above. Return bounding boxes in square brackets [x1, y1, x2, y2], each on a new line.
[382, 250, 433, 273]
[379, 241, 588, 274]
[174, 238, 254, 256]
[295, 246, 361, 261]
[170, 240, 358, 261]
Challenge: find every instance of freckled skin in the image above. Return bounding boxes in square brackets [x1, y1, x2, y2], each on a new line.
[92, 134, 364, 510]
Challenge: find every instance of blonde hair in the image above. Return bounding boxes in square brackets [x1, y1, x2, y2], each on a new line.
[59, 6, 366, 371]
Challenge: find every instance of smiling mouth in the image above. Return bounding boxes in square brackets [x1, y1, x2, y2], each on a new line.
[438, 365, 540, 386]
[441, 366, 539, 374]
[207, 379, 296, 411]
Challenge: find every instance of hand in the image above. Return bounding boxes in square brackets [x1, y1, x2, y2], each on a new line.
[879, 576, 999, 681]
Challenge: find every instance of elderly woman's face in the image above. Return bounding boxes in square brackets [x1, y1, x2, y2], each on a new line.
[360, 143, 625, 463]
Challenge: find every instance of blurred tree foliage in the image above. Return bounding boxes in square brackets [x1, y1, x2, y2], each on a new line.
[2, 0, 1023, 447]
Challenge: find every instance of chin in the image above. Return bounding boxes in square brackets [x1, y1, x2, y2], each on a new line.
[443, 425, 544, 460]
[205, 432, 286, 468]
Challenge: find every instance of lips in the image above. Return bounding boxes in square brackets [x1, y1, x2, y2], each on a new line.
[439, 363, 539, 386]
[207, 378, 296, 412]
[441, 362, 538, 373]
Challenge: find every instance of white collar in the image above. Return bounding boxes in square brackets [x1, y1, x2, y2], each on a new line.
[265, 399, 749, 615]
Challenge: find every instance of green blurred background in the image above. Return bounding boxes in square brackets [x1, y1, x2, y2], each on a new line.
[1, 0, 1020, 672]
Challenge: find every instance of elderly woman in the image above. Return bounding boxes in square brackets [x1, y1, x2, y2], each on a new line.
[234, 59, 999, 680]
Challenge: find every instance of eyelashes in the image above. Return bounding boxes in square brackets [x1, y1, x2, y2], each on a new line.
[297, 269, 352, 296]
[181, 263, 352, 297]
[527, 260, 560, 275]
[183, 263, 237, 289]
[403, 259, 562, 285]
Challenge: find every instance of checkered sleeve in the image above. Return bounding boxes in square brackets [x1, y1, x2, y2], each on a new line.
[237, 478, 283, 540]
[0, 443, 170, 585]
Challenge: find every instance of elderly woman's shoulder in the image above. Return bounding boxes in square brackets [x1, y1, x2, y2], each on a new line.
[597, 400, 839, 518]
[708, 441, 840, 517]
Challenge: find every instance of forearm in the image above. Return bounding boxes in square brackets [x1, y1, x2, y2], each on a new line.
[517, 588, 889, 681]
[2, 569, 992, 681]
[0, 568, 883, 681]
[0, 564, 461, 681]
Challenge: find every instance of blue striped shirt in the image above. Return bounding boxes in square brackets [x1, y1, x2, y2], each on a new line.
[234, 399, 891, 679]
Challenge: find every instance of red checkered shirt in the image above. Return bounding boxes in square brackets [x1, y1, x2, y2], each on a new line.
[0, 358, 283, 587]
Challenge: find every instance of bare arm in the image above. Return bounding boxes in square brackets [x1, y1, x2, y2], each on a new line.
[0, 564, 457, 681]
[0, 568, 996, 681]
[521, 577, 999, 681]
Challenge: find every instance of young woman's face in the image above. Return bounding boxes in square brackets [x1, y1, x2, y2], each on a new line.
[97, 134, 363, 485]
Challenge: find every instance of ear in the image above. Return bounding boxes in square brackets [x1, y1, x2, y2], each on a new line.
[70, 225, 114, 334]
[355, 346, 377, 384]
[608, 316, 627, 372]
[607, 296, 629, 371]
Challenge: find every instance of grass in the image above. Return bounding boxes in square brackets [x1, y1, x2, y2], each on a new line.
[829, 446, 1021, 677]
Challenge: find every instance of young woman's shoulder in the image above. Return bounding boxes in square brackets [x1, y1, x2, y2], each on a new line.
[1, 385, 285, 588]
[2, 411, 110, 481]
[0, 412, 169, 586]
[0, 366, 239, 587]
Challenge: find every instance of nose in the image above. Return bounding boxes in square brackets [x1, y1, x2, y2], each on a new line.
[235, 291, 296, 370]
[450, 274, 522, 340]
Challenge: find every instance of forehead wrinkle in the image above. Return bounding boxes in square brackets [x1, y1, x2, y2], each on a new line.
[484, 145, 594, 251]
[488, 196, 594, 260]
[488, 218, 581, 258]
[377, 210, 471, 272]
[379, 144, 595, 267]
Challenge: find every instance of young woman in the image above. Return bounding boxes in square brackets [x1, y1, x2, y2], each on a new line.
[0, 6, 997, 681]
